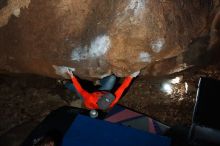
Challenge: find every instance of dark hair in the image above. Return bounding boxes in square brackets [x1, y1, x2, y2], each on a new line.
[35, 130, 61, 146]
[35, 136, 55, 146]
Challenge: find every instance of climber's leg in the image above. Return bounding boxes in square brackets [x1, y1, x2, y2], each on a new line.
[98, 75, 116, 91]
[64, 82, 83, 99]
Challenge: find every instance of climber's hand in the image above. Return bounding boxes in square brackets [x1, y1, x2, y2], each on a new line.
[66, 69, 74, 78]
[130, 71, 140, 78]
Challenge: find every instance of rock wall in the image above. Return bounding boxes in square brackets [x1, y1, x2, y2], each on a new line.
[0, 0, 30, 27]
[0, 0, 218, 79]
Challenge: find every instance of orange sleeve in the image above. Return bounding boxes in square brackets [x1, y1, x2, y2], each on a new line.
[71, 76, 91, 99]
[112, 76, 133, 105]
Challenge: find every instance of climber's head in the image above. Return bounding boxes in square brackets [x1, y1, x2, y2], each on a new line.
[97, 93, 115, 110]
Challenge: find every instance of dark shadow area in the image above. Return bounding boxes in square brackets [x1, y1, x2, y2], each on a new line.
[0, 0, 7, 9]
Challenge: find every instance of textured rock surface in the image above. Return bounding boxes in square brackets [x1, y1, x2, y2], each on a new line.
[0, 0, 219, 79]
[0, 0, 30, 27]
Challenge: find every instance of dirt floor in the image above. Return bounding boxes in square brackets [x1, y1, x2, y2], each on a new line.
[122, 65, 220, 126]
[0, 66, 220, 146]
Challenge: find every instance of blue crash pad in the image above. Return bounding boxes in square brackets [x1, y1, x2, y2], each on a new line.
[62, 115, 170, 146]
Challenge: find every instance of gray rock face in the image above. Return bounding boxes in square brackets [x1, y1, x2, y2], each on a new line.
[0, 0, 219, 80]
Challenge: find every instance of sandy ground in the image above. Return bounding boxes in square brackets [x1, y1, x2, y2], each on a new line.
[0, 66, 220, 145]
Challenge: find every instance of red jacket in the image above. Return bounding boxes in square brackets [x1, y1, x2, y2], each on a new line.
[71, 76, 133, 110]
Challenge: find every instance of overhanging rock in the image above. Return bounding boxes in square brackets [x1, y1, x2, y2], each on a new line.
[0, 0, 218, 80]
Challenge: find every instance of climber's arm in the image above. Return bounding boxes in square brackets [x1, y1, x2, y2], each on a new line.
[67, 70, 91, 99]
[111, 71, 140, 107]
[113, 76, 133, 104]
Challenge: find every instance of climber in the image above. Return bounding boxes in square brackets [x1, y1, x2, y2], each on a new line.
[65, 70, 140, 110]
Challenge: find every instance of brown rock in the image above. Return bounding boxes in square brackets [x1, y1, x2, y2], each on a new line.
[0, 0, 218, 80]
[0, 0, 30, 27]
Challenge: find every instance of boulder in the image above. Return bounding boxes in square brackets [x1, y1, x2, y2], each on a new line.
[0, 0, 218, 80]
